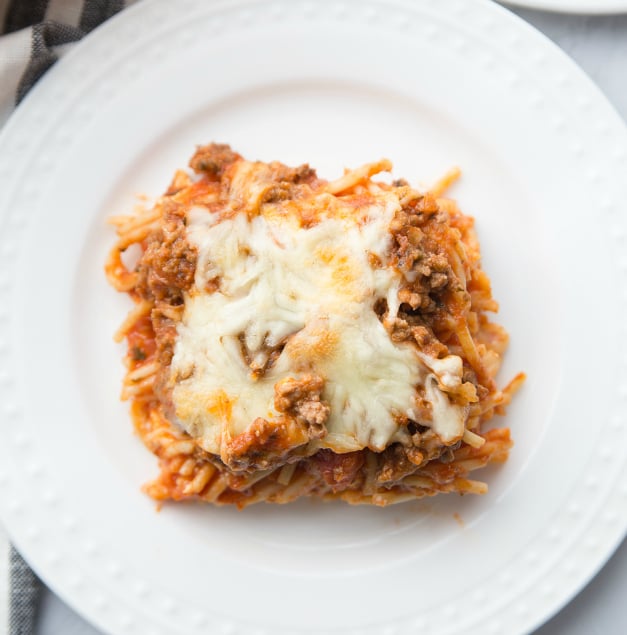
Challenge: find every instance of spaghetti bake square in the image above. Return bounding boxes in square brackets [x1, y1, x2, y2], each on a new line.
[106, 144, 523, 507]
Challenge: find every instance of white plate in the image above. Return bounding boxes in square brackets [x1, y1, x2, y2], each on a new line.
[1, 1, 626, 634]
[501, 0, 627, 13]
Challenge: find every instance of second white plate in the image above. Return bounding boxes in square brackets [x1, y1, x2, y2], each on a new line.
[501, 0, 627, 14]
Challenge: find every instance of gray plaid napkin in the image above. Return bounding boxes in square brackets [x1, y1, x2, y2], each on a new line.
[8, 547, 40, 635]
[1, 2, 133, 632]
[0, 0, 129, 126]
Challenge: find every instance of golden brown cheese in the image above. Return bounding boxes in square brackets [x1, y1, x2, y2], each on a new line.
[169, 158, 467, 462]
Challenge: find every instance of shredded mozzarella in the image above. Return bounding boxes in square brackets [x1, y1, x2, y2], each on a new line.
[170, 163, 467, 455]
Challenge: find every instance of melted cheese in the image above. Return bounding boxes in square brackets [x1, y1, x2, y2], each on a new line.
[170, 163, 468, 455]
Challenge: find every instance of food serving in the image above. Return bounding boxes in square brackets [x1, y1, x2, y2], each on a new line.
[106, 143, 523, 507]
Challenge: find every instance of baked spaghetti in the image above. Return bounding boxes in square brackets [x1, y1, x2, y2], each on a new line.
[106, 144, 523, 507]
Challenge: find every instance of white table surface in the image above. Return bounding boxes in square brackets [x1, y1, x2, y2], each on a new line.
[2, 4, 627, 635]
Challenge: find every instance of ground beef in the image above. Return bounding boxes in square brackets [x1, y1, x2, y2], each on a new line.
[222, 416, 320, 472]
[310, 450, 365, 491]
[273, 374, 330, 438]
[189, 143, 241, 179]
[375, 444, 425, 485]
[384, 316, 448, 358]
[269, 162, 318, 186]
[132, 197, 198, 413]
[137, 200, 197, 305]
[382, 200, 467, 346]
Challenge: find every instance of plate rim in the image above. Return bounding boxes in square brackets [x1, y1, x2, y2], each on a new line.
[1, 1, 627, 634]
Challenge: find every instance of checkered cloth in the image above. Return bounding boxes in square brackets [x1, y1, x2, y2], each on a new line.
[0, 0, 132, 126]
[8, 547, 40, 635]
[1, 2, 133, 631]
